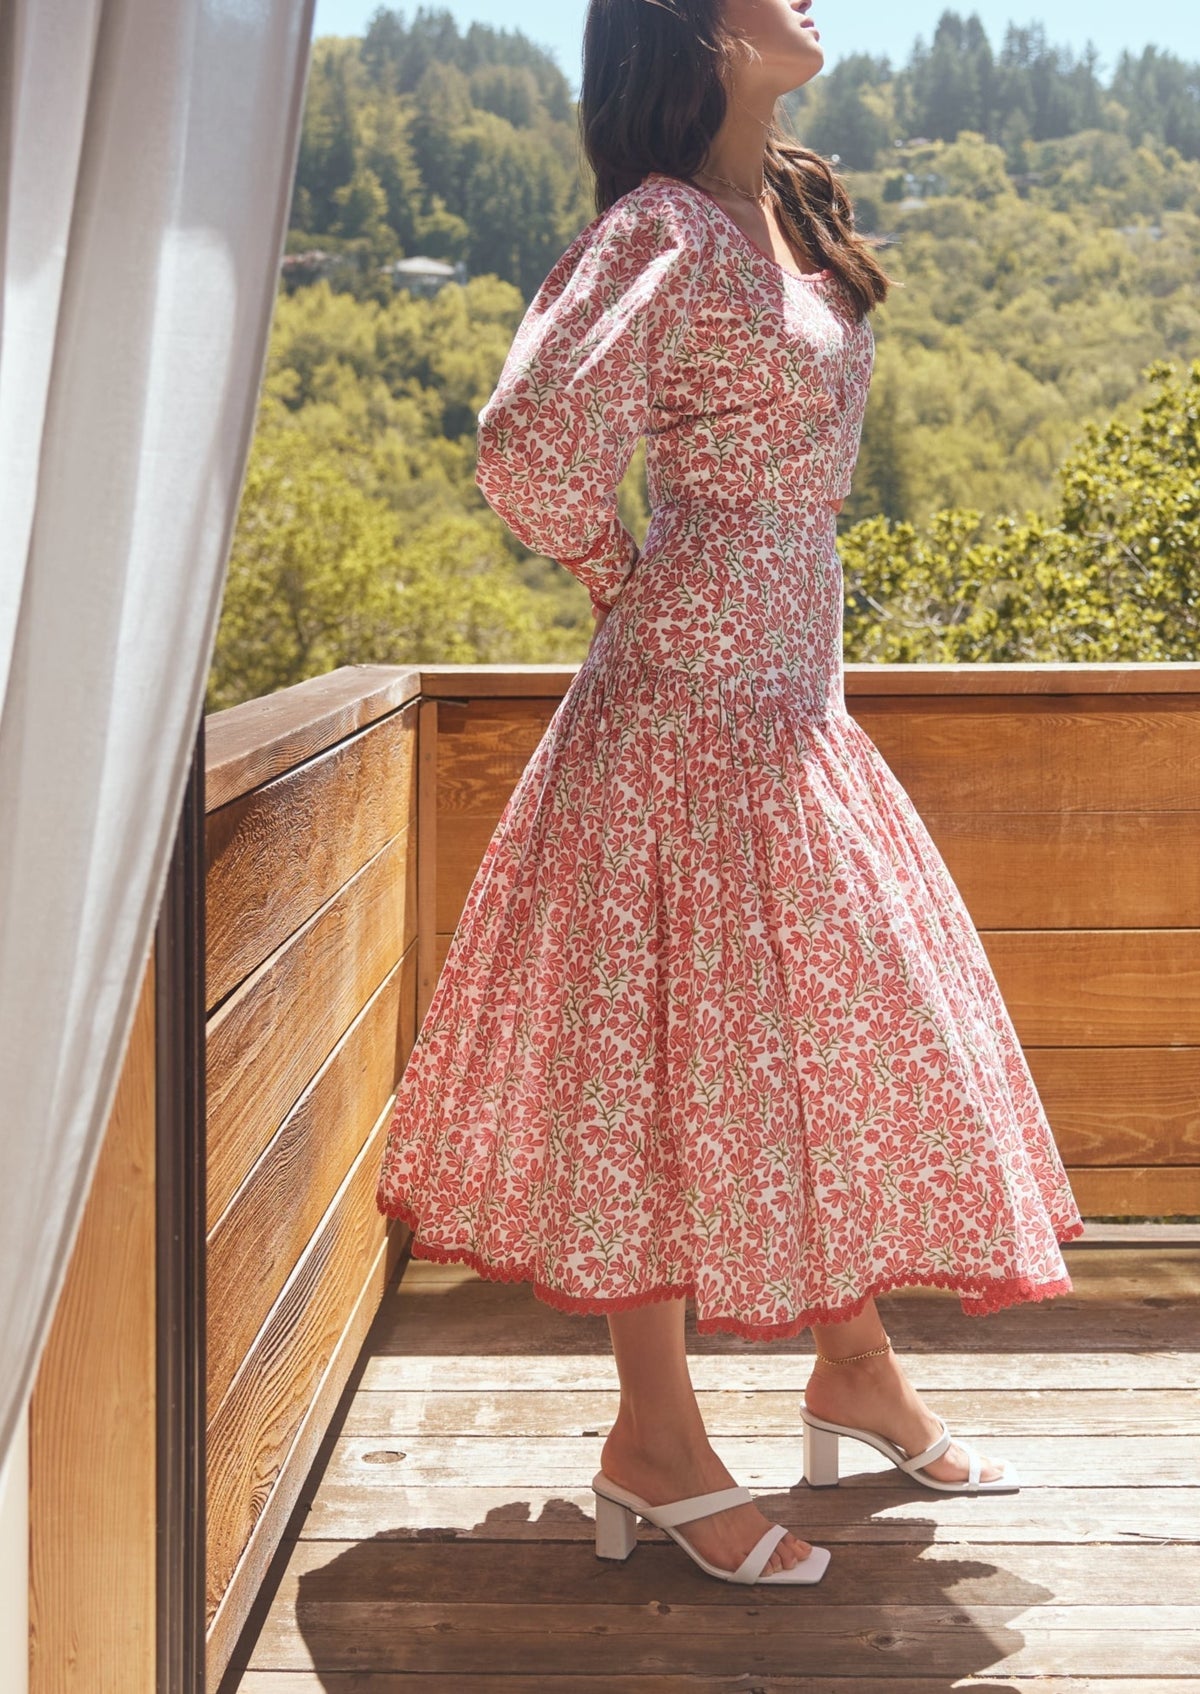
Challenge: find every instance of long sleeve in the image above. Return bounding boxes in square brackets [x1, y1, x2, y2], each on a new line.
[826, 314, 876, 501]
[474, 185, 710, 613]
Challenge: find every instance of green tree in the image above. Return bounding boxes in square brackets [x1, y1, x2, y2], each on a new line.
[294, 42, 361, 231]
[841, 359, 1200, 663]
[211, 414, 577, 710]
[801, 56, 893, 169]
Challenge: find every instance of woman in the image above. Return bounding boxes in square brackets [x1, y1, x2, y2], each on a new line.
[376, 0, 1085, 1587]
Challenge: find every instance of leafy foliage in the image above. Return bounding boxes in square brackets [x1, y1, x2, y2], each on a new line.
[210, 7, 1200, 706]
[288, 13, 589, 298]
[792, 14, 1194, 160]
[207, 275, 600, 711]
[841, 358, 1200, 661]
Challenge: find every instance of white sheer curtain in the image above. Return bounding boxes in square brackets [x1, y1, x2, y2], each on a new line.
[0, 0, 316, 1474]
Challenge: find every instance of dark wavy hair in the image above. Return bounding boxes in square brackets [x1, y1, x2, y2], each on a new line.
[579, 0, 892, 319]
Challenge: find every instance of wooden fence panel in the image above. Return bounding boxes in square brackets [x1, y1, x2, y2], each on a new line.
[29, 948, 157, 1694]
[203, 673, 420, 1689]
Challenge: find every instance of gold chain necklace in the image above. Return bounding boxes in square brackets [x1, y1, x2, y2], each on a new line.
[695, 165, 773, 208]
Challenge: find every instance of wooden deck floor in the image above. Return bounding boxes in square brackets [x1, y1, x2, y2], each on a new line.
[226, 1229, 1200, 1692]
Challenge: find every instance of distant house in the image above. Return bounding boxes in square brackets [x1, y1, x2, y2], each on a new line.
[386, 255, 468, 296]
[280, 248, 337, 286]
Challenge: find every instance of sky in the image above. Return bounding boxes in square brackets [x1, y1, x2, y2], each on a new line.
[310, 0, 1199, 89]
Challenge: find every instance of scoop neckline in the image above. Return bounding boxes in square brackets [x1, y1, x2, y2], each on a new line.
[646, 171, 832, 283]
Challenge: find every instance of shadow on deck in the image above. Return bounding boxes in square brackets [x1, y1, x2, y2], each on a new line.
[225, 1227, 1199, 1691]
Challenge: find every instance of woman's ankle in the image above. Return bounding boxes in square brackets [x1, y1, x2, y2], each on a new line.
[603, 1408, 713, 1469]
[807, 1343, 900, 1388]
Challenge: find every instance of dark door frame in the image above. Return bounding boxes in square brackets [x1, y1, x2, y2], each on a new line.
[155, 712, 207, 1693]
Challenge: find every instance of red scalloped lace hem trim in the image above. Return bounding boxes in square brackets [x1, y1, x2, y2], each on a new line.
[379, 1194, 1088, 1340]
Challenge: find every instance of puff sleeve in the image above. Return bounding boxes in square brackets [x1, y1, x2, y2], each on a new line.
[474, 185, 709, 614]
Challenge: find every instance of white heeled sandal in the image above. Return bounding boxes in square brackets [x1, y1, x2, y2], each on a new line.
[592, 1470, 832, 1585]
[800, 1331, 1020, 1494]
[800, 1404, 1021, 1493]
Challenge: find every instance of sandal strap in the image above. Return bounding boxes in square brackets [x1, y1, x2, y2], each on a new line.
[966, 1443, 981, 1486]
[732, 1520, 789, 1583]
[898, 1416, 953, 1475]
[651, 1483, 753, 1527]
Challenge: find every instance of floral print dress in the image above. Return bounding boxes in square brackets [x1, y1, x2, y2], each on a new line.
[375, 171, 1086, 1339]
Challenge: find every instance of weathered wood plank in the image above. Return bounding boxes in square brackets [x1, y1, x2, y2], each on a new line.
[981, 930, 1200, 1047]
[363, 1282, 1200, 1358]
[432, 932, 453, 981]
[417, 666, 579, 699]
[844, 665, 1200, 696]
[413, 663, 1200, 699]
[317, 1432, 1200, 1490]
[913, 812, 1200, 930]
[206, 665, 419, 813]
[416, 699, 439, 1026]
[206, 1111, 396, 1623]
[207, 1220, 407, 1689]
[853, 700, 1200, 813]
[28, 949, 157, 1694]
[206, 949, 416, 1418]
[1065, 1222, 1200, 1244]
[240, 1535, 1200, 1609]
[296, 1481, 1200, 1546]
[1067, 1166, 1200, 1215]
[236, 1677, 1200, 1693]
[434, 696, 558, 933]
[339, 1387, 1200, 1439]
[1026, 1048, 1200, 1167]
[206, 705, 416, 1008]
[434, 695, 556, 805]
[357, 1350, 1200, 1393]
[241, 1599, 1200, 1677]
[223, 1235, 1200, 1688]
[206, 831, 415, 1225]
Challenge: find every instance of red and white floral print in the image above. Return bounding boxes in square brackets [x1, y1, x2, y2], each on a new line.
[375, 172, 1085, 1338]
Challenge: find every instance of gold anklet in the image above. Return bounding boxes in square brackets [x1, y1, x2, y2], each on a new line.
[812, 1333, 892, 1366]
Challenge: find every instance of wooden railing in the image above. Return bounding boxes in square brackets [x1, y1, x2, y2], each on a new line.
[203, 664, 421, 1679]
[27, 655, 1200, 1693]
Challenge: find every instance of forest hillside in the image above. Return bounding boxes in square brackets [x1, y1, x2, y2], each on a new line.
[210, 6, 1200, 709]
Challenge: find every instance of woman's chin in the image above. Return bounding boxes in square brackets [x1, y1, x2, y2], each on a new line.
[785, 47, 824, 89]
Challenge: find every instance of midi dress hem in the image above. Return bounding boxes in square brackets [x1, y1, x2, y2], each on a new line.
[385, 1192, 1087, 1339]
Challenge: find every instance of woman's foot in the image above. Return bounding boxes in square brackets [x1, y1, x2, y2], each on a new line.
[803, 1342, 1005, 1484]
[600, 1419, 815, 1577]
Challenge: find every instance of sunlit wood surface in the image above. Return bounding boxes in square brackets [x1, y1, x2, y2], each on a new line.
[205, 667, 419, 1681]
[29, 946, 157, 1694]
[225, 1227, 1200, 1691]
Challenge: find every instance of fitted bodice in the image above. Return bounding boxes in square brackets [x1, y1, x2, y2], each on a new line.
[641, 174, 874, 515]
[584, 177, 876, 705]
[475, 171, 876, 704]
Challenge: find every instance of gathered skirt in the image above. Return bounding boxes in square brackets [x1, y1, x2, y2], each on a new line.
[376, 624, 1086, 1339]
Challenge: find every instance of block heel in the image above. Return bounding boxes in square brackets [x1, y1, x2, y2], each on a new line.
[594, 1489, 639, 1560]
[803, 1415, 841, 1487]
